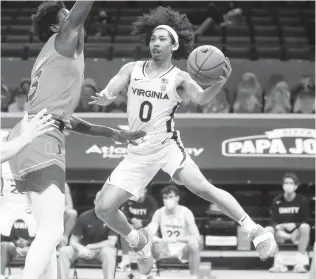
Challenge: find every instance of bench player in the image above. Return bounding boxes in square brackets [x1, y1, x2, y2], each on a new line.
[90, 6, 276, 275]
[149, 185, 201, 278]
[7, 2, 145, 279]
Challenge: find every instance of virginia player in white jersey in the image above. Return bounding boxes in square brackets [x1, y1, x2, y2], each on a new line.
[149, 185, 201, 277]
[90, 7, 276, 275]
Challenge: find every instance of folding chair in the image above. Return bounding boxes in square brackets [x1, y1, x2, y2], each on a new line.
[155, 257, 189, 276]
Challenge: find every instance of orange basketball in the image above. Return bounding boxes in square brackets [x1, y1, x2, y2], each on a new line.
[187, 45, 226, 87]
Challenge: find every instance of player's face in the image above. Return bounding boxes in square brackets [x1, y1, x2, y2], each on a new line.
[163, 192, 179, 209]
[149, 29, 173, 61]
[283, 178, 297, 194]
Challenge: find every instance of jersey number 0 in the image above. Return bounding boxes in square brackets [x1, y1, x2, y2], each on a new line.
[139, 101, 153, 122]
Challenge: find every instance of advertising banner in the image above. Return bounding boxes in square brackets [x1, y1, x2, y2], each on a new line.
[1, 114, 315, 184]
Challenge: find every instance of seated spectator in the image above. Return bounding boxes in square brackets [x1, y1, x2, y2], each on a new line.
[75, 78, 101, 112]
[117, 188, 158, 271]
[292, 76, 315, 114]
[8, 88, 27, 113]
[265, 74, 286, 98]
[264, 81, 292, 113]
[95, 9, 115, 37]
[20, 78, 31, 95]
[1, 77, 12, 112]
[58, 183, 78, 248]
[58, 208, 118, 279]
[233, 73, 262, 113]
[201, 88, 231, 113]
[265, 173, 310, 273]
[177, 96, 201, 113]
[1, 219, 35, 276]
[148, 185, 201, 276]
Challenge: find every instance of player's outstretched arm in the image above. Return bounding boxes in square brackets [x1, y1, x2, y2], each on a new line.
[178, 57, 232, 106]
[55, 1, 94, 57]
[1, 109, 54, 163]
[89, 62, 136, 106]
[69, 115, 146, 144]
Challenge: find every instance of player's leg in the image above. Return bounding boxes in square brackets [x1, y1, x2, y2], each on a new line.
[162, 135, 276, 261]
[96, 246, 117, 279]
[117, 237, 132, 271]
[42, 250, 57, 279]
[293, 223, 310, 273]
[57, 246, 79, 279]
[60, 209, 78, 247]
[22, 180, 65, 279]
[0, 242, 17, 275]
[183, 238, 200, 276]
[94, 153, 160, 275]
[265, 226, 288, 272]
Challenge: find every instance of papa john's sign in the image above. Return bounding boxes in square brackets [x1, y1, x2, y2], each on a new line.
[222, 128, 316, 158]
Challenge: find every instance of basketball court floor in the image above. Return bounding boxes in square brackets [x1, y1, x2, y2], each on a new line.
[6, 268, 311, 279]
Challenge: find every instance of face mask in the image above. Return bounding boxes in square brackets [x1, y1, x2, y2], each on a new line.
[164, 198, 176, 209]
[283, 184, 295, 193]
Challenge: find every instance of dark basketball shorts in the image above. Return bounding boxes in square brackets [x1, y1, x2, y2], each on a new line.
[7, 120, 66, 194]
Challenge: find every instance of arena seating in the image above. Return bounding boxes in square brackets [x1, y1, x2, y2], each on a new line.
[1, 1, 314, 60]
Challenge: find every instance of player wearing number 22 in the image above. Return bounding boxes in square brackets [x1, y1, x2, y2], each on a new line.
[91, 6, 277, 276]
[6, 2, 144, 279]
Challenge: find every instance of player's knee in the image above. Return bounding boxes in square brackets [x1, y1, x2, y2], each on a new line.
[95, 199, 114, 220]
[187, 238, 200, 252]
[299, 223, 311, 235]
[265, 226, 275, 234]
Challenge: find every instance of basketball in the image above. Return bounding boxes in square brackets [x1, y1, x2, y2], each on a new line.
[187, 45, 226, 87]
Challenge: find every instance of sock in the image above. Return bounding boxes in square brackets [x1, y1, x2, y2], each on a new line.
[238, 215, 257, 235]
[124, 229, 139, 247]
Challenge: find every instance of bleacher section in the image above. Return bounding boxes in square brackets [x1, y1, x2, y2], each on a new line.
[1, 1, 315, 60]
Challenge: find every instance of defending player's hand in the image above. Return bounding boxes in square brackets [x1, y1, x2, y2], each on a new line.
[21, 109, 54, 143]
[89, 90, 116, 106]
[111, 130, 146, 145]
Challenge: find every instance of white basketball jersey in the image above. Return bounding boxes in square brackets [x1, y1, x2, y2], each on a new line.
[1, 162, 28, 206]
[159, 205, 189, 239]
[127, 61, 182, 135]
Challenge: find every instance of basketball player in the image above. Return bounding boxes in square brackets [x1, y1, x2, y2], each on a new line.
[1, 109, 54, 163]
[7, 2, 145, 279]
[90, 7, 276, 275]
[149, 185, 201, 277]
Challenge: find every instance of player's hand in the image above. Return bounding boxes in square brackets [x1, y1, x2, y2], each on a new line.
[89, 90, 116, 106]
[111, 129, 146, 145]
[283, 223, 296, 231]
[21, 109, 54, 143]
[275, 224, 285, 231]
[131, 218, 143, 229]
[216, 57, 232, 85]
[78, 247, 96, 259]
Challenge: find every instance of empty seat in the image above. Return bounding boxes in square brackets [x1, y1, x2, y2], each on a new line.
[279, 17, 301, 27]
[251, 16, 274, 25]
[255, 36, 280, 46]
[15, 16, 32, 25]
[278, 9, 298, 17]
[119, 8, 143, 16]
[18, 8, 37, 16]
[116, 25, 133, 36]
[253, 25, 278, 37]
[87, 36, 112, 43]
[197, 36, 222, 47]
[111, 43, 138, 58]
[1, 16, 12, 25]
[1, 43, 25, 58]
[84, 45, 111, 59]
[9, 25, 31, 35]
[26, 43, 44, 57]
[118, 16, 137, 25]
[6, 35, 30, 43]
[285, 47, 312, 60]
[250, 8, 270, 17]
[138, 45, 151, 59]
[256, 46, 281, 59]
[283, 37, 310, 48]
[1, 8, 18, 17]
[2, 26, 8, 35]
[281, 26, 306, 37]
[226, 36, 251, 47]
[224, 46, 250, 59]
[114, 35, 141, 43]
[225, 25, 250, 37]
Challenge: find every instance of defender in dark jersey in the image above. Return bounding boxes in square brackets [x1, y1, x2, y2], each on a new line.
[7, 2, 145, 279]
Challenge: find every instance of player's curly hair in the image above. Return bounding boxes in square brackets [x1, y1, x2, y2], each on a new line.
[131, 6, 194, 60]
[31, 1, 66, 42]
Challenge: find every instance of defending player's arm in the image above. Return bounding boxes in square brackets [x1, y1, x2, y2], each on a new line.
[177, 58, 231, 106]
[177, 209, 201, 244]
[69, 115, 146, 144]
[55, 1, 94, 57]
[89, 62, 136, 106]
